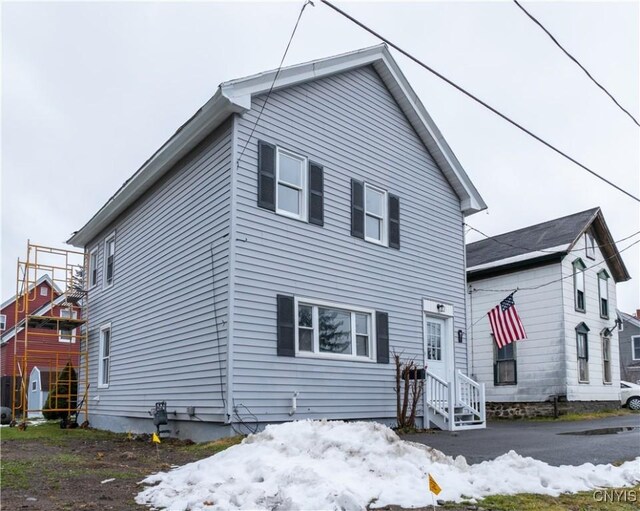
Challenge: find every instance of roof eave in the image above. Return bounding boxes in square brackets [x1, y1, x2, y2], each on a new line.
[68, 44, 487, 246]
[187, 45, 487, 217]
[67, 91, 248, 247]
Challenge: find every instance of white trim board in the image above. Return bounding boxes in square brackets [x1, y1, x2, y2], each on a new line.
[67, 44, 486, 247]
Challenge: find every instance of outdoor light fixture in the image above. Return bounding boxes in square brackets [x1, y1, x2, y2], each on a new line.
[437, 304, 445, 313]
[458, 329, 464, 343]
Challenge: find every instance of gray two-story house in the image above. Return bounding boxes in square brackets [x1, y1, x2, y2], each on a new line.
[67, 45, 487, 440]
[617, 310, 640, 384]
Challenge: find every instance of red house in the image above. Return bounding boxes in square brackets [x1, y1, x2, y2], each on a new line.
[0, 275, 80, 410]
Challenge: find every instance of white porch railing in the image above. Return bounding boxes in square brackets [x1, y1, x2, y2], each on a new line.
[455, 370, 486, 426]
[424, 369, 486, 431]
[424, 370, 452, 429]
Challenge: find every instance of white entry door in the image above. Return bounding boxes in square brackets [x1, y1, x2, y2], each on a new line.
[424, 316, 448, 381]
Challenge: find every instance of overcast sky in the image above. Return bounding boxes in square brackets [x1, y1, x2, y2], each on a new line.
[2, 0, 638, 312]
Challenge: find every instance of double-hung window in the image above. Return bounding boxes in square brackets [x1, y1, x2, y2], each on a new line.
[601, 333, 612, 384]
[89, 248, 98, 288]
[598, 270, 609, 318]
[350, 180, 400, 249]
[0, 314, 6, 331]
[276, 148, 307, 221]
[494, 341, 517, 385]
[632, 336, 640, 361]
[104, 234, 116, 288]
[257, 141, 324, 226]
[364, 184, 387, 245]
[573, 259, 586, 312]
[576, 323, 589, 383]
[99, 324, 112, 388]
[59, 309, 77, 343]
[295, 299, 375, 360]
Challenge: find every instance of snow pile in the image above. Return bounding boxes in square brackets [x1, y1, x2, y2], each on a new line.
[136, 420, 640, 510]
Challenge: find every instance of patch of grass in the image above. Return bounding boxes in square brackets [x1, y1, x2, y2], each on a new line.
[528, 409, 637, 422]
[466, 485, 640, 510]
[1, 459, 38, 489]
[1, 421, 124, 444]
[183, 434, 244, 455]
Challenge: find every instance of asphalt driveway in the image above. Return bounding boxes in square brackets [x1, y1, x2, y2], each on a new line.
[404, 414, 640, 466]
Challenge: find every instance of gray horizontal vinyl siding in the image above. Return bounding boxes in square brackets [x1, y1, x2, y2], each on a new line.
[84, 121, 232, 422]
[232, 65, 468, 422]
[619, 320, 640, 383]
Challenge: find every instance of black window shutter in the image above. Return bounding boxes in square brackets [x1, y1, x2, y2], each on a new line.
[376, 311, 389, 364]
[257, 141, 276, 211]
[277, 294, 295, 357]
[351, 179, 364, 239]
[388, 194, 400, 249]
[308, 162, 324, 226]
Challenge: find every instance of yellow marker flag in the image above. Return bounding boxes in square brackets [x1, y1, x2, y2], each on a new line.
[428, 473, 441, 496]
[152, 432, 161, 444]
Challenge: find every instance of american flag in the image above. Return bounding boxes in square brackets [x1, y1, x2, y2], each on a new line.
[488, 293, 527, 348]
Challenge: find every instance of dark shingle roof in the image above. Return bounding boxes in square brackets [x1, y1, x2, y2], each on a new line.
[466, 208, 599, 268]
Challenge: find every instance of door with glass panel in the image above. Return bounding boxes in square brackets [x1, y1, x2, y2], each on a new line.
[424, 316, 447, 381]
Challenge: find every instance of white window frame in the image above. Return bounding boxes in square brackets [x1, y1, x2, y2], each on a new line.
[364, 183, 388, 246]
[103, 233, 116, 289]
[89, 247, 99, 289]
[58, 309, 78, 343]
[98, 323, 112, 388]
[0, 314, 6, 331]
[598, 271, 609, 319]
[602, 334, 612, 384]
[32, 379, 37, 391]
[573, 259, 586, 312]
[275, 147, 308, 222]
[40, 286, 48, 297]
[585, 233, 596, 260]
[577, 331, 589, 383]
[632, 336, 640, 361]
[293, 297, 377, 362]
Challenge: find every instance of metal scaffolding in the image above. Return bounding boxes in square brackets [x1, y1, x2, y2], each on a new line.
[11, 242, 89, 424]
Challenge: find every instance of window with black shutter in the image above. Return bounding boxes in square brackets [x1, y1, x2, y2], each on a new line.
[351, 180, 400, 250]
[277, 295, 386, 363]
[257, 140, 324, 226]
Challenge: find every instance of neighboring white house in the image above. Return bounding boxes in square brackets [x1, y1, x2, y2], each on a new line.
[466, 208, 631, 418]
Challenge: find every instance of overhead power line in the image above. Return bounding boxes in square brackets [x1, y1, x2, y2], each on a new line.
[236, 0, 314, 169]
[319, 0, 640, 204]
[513, 0, 640, 128]
[471, 237, 639, 295]
[465, 223, 640, 256]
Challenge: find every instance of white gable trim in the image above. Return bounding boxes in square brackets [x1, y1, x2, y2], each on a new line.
[68, 45, 485, 247]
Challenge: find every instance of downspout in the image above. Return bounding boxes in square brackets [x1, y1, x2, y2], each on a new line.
[225, 114, 239, 424]
[462, 220, 471, 377]
[559, 259, 568, 400]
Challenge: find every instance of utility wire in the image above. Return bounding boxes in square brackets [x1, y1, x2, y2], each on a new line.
[465, 223, 640, 256]
[236, 0, 313, 169]
[513, 0, 640, 128]
[469, 237, 640, 327]
[471, 237, 639, 296]
[319, 0, 640, 203]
